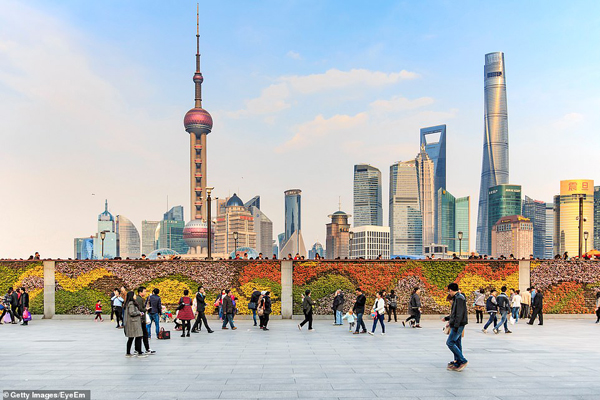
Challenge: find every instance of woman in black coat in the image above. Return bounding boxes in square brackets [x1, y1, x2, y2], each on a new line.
[258, 291, 272, 331]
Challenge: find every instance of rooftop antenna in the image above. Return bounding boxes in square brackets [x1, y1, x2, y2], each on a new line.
[338, 196, 341, 211]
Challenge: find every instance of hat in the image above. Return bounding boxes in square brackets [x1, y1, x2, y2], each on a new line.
[261, 291, 267, 295]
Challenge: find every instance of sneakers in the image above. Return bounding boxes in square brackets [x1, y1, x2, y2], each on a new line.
[263, 328, 269, 331]
[207, 330, 214, 333]
[232, 327, 237, 330]
[145, 349, 156, 355]
[505, 330, 512, 334]
[493, 329, 499, 334]
[308, 328, 315, 331]
[298, 324, 302, 330]
[135, 352, 147, 358]
[222, 327, 229, 330]
[481, 328, 487, 333]
[415, 325, 422, 328]
[353, 331, 359, 334]
[368, 331, 374, 335]
[402, 321, 405, 327]
[125, 353, 134, 358]
[455, 361, 468, 372]
[360, 330, 367, 334]
[447, 363, 458, 371]
[381, 333, 385, 336]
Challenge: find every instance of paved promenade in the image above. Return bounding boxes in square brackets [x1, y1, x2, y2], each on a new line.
[1, 317, 599, 399]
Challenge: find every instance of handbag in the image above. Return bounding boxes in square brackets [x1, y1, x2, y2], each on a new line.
[145, 312, 151, 324]
[3, 313, 12, 323]
[23, 309, 32, 322]
[248, 301, 257, 310]
[158, 327, 170, 340]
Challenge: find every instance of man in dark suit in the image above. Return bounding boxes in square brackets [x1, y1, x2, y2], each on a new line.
[528, 289, 544, 326]
[19, 287, 29, 325]
[10, 287, 20, 323]
[192, 286, 213, 333]
[352, 288, 367, 334]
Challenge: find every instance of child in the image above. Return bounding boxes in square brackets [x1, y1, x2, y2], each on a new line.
[94, 300, 103, 322]
[342, 309, 356, 332]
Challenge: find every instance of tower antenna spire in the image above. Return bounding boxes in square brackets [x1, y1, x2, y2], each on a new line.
[193, 3, 203, 107]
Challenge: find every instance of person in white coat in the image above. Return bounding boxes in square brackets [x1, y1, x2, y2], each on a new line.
[369, 291, 386, 335]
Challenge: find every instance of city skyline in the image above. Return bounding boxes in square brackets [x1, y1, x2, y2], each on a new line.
[2, 1, 600, 258]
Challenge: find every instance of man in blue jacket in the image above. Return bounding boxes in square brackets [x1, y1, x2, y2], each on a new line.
[493, 286, 512, 334]
[443, 283, 468, 372]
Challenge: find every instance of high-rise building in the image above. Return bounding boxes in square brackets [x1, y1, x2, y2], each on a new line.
[594, 186, 600, 250]
[491, 215, 533, 259]
[183, 6, 214, 254]
[389, 160, 422, 256]
[349, 226, 390, 260]
[437, 189, 470, 255]
[487, 184, 521, 255]
[214, 194, 256, 256]
[416, 147, 435, 250]
[116, 215, 141, 259]
[164, 206, 184, 222]
[141, 220, 159, 256]
[309, 242, 324, 259]
[74, 237, 94, 260]
[353, 164, 383, 227]
[244, 196, 260, 210]
[284, 189, 301, 246]
[420, 125, 447, 240]
[553, 195, 561, 257]
[326, 211, 351, 259]
[476, 52, 510, 255]
[93, 200, 117, 259]
[155, 219, 188, 255]
[522, 196, 547, 259]
[545, 203, 554, 259]
[247, 201, 273, 257]
[556, 180, 594, 257]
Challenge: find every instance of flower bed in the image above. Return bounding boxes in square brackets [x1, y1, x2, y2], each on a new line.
[0, 261, 44, 314]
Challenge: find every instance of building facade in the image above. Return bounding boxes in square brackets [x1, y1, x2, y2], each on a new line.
[487, 184, 522, 255]
[247, 203, 273, 257]
[522, 196, 547, 259]
[545, 203, 554, 259]
[476, 52, 510, 255]
[553, 195, 561, 256]
[326, 211, 351, 259]
[164, 206, 184, 222]
[415, 146, 435, 251]
[141, 220, 159, 256]
[155, 219, 188, 255]
[214, 194, 257, 256]
[116, 215, 141, 259]
[353, 164, 383, 227]
[455, 196, 470, 255]
[491, 215, 533, 259]
[93, 200, 117, 259]
[556, 179, 594, 257]
[389, 160, 422, 256]
[420, 125, 447, 241]
[595, 186, 600, 250]
[349, 225, 390, 259]
[284, 189, 302, 248]
[74, 237, 94, 260]
[437, 189, 470, 255]
[309, 242, 324, 259]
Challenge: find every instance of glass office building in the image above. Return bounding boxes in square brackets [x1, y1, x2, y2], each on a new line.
[557, 180, 594, 257]
[420, 125, 447, 241]
[116, 215, 141, 259]
[309, 242, 324, 259]
[164, 205, 184, 222]
[416, 147, 435, 250]
[455, 196, 470, 255]
[284, 189, 302, 248]
[437, 189, 470, 254]
[353, 164, 383, 227]
[476, 52, 510, 255]
[594, 186, 600, 250]
[389, 160, 422, 256]
[545, 203, 554, 259]
[156, 219, 189, 255]
[522, 196, 547, 259]
[487, 184, 521, 255]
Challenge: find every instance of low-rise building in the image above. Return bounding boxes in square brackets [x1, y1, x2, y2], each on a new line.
[491, 214, 533, 259]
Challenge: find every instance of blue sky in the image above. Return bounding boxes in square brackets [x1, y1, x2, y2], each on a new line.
[1, 0, 599, 258]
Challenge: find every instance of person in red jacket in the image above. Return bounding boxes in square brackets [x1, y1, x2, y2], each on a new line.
[95, 300, 103, 322]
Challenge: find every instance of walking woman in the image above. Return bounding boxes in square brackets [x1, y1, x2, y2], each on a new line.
[124, 291, 146, 358]
[369, 291, 386, 335]
[298, 289, 315, 331]
[473, 289, 485, 324]
[258, 291, 272, 330]
[177, 289, 195, 337]
[387, 290, 398, 322]
[404, 287, 422, 328]
[595, 291, 600, 323]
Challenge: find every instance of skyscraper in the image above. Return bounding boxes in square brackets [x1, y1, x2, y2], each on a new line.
[183, 6, 214, 255]
[141, 220, 159, 256]
[326, 210, 351, 259]
[116, 215, 141, 259]
[214, 194, 257, 256]
[437, 189, 470, 254]
[281, 189, 307, 258]
[389, 161, 422, 256]
[553, 195, 561, 256]
[476, 52, 510, 255]
[594, 186, 600, 250]
[164, 206, 184, 222]
[556, 180, 594, 257]
[353, 164, 383, 227]
[309, 242, 324, 259]
[420, 125, 446, 240]
[93, 200, 117, 259]
[487, 184, 522, 255]
[246, 198, 273, 257]
[244, 196, 260, 210]
[545, 203, 554, 259]
[415, 146, 435, 250]
[522, 196, 547, 259]
[455, 196, 470, 255]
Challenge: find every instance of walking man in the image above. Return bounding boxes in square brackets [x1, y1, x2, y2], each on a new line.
[352, 288, 367, 334]
[136, 287, 155, 354]
[332, 290, 344, 326]
[482, 289, 498, 333]
[11, 288, 21, 323]
[248, 289, 261, 327]
[192, 286, 213, 333]
[221, 289, 237, 330]
[19, 288, 30, 325]
[493, 286, 512, 334]
[528, 289, 544, 326]
[146, 288, 162, 338]
[520, 287, 531, 319]
[443, 283, 468, 372]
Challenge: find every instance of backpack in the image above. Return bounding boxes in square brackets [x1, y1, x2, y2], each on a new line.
[389, 296, 397, 308]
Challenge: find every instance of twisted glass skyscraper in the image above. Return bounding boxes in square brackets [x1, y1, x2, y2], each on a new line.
[476, 52, 509, 255]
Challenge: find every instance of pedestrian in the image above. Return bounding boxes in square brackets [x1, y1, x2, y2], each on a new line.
[352, 288, 367, 334]
[342, 309, 356, 332]
[595, 291, 600, 323]
[298, 289, 315, 331]
[369, 291, 386, 335]
[510, 289, 521, 325]
[191, 286, 213, 333]
[221, 289, 237, 330]
[11, 288, 21, 323]
[120, 286, 127, 322]
[482, 289, 498, 333]
[177, 289, 194, 337]
[493, 286, 512, 334]
[442, 283, 468, 372]
[332, 289, 344, 326]
[387, 290, 398, 322]
[258, 291, 272, 330]
[1, 288, 16, 324]
[520, 288, 531, 319]
[473, 289, 485, 323]
[248, 289, 261, 327]
[19, 287, 29, 326]
[94, 300, 103, 322]
[111, 289, 124, 328]
[215, 289, 225, 319]
[527, 289, 544, 326]
[136, 287, 155, 354]
[404, 287, 422, 328]
[146, 288, 162, 338]
[124, 291, 146, 358]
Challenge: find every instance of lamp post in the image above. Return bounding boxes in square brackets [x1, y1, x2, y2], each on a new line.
[233, 231, 238, 258]
[100, 230, 108, 259]
[584, 231, 589, 254]
[349, 231, 354, 259]
[458, 231, 463, 258]
[206, 187, 214, 260]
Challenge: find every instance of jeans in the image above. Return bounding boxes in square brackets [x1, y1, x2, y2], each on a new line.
[483, 312, 497, 329]
[335, 310, 342, 325]
[511, 307, 520, 323]
[371, 313, 385, 333]
[147, 312, 160, 337]
[222, 313, 235, 328]
[218, 305, 223, 319]
[446, 326, 467, 365]
[300, 311, 313, 329]
[494, 310, 509, 332]
[355, 312, 366, 332]
[251, 308, 257, 325]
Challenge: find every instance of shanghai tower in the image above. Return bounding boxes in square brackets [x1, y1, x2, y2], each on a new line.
[476, 52, 509, 255]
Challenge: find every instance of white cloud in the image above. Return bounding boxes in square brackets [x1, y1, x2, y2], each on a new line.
[286, 50, 302, 60]
[228, 83, 290, 117]
[369, 95, 435, 113]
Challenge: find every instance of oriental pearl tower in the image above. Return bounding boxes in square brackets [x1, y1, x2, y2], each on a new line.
[183, 5, 213, 255]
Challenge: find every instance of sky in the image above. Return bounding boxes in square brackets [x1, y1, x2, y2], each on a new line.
[1, 1, 600, 259]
